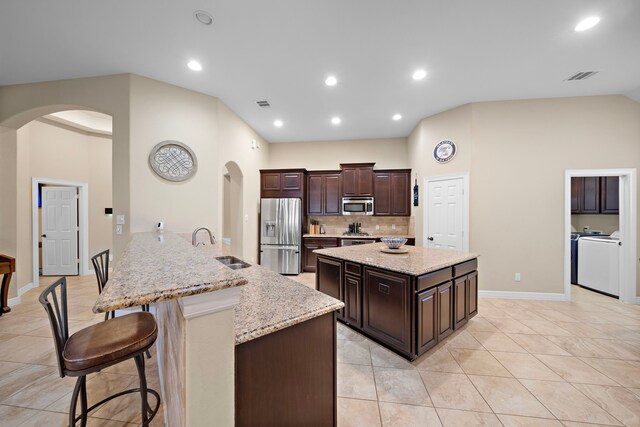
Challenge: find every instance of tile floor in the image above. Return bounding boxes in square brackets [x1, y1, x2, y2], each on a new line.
[1, 273, 639, 426]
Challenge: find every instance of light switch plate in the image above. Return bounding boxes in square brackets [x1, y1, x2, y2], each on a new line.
[116, 215, 125, 225]
[116, 225, 123, 235]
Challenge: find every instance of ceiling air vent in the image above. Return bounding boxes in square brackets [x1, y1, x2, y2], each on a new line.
[566, 71, 599, 81]
[256, 100, 271, 107]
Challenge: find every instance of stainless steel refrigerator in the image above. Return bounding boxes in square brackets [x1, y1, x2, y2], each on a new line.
[259, 198, 302, 274]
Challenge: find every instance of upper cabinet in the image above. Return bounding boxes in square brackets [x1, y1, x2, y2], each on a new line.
[260, 169, 306, 198]
[571, 176, 618, 215]
[340, 163, 374, 197]
[307, 171, 341, 216]
[374, 170, 411, 216]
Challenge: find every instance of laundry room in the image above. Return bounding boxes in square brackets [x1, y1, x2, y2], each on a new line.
[570, 176, 621, 298]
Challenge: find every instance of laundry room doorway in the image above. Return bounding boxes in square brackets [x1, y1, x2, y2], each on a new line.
[564, 169, 637, 303]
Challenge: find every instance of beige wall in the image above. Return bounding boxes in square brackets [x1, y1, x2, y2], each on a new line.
[15, 120, 113, 285]
[268, 138, 408, 170]
[409, 96, 640, 296]
[0, 127, 18, 284]
[571, 215, 619, 235]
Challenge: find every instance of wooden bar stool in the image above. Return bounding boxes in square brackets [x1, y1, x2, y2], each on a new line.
[0, 254, 15, 316]
[40, 277, 160, 426]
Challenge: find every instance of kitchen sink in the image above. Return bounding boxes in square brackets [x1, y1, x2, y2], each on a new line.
[215, 256, 251, 270]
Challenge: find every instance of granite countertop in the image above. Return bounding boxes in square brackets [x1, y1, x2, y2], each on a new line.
[304, 233, 415, 239]
[314, 243, 478, 276]
[93, 233, 248, 313]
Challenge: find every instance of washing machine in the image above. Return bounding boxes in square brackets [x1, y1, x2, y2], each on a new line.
[577, 231, 620, 297]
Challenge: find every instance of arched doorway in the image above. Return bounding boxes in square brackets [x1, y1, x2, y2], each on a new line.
[223, 161, 244, 257]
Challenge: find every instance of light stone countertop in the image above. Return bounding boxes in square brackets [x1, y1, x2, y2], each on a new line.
[93, 232, 343, 344]
[303, 234, 415, 239]
[314, 243, 478, 276]
[93, 233, 248, 313]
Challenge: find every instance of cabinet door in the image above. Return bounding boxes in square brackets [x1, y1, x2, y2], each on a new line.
[363, 268, 412, 354]
[307, 175, 323, 216]
[467, 271, 478, 318]
[342, 168, 357, 197]
[453, 277, 467, 329]
[571, 177, 582, 214]
[282, 173, 303, 191]
[417, 287, 438, 355]
[317, 257, 344, 319]
[262, 173, 281, 192]
[581, 177, 600, 214]
[437, 282, 453, 340]
[374, 173, 391, 215]
[303, 243, 320, 272]
[390, 172, 410, 216]
[357, 168, 374, 196]
[324, 174, 342, 215]
[344, 274, 362, 328]
[600, 176, 619, 214]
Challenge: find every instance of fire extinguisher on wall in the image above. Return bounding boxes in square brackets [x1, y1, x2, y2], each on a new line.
[413, 176, 419, 207]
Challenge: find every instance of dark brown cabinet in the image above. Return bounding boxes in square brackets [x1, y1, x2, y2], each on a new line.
[600, 176, 619, 214]
[467, 271, 478, 318]
[363, 267, 412, 355]
[306, 172, 341, 216]
[316, 256, 344, 320]
[417, 287, 438, 354]
[453, 277, 468, 329]
[341, 163, 374, 197]
[374, 170, 411, 216]
[304, 238, 338, 272]
[260, 169, 306, 198]
[437, 281, 454, 340]
[571, 176, 619, 215]
[344, 270, 362, 328]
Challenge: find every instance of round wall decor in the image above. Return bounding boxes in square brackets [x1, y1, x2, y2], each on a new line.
[148, 140, 198, 182]
[433, 139, 457, 163]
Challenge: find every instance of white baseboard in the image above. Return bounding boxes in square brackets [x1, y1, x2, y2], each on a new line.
[6, 282, 35, 307]
[479, 290, 568, 301]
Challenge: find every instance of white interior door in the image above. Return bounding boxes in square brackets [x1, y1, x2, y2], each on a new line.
[426, 178, 465, 250]
[42, 186, 79, 276]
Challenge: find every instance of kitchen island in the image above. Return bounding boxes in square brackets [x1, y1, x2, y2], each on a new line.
[94, 233, 343, 427]
[314, 243, 478, 360]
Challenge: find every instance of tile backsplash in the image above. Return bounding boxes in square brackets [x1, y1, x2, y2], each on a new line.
[308, 216, 413, 236]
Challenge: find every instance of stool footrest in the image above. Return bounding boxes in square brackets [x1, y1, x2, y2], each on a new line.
[72, 387, 161, 426]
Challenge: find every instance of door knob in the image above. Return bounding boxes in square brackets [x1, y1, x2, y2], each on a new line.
[428, 237, 434, 241]
[41, 234, 47, 238]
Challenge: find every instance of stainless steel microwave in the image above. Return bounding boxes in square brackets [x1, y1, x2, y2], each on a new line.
[342, 197, 374, 215]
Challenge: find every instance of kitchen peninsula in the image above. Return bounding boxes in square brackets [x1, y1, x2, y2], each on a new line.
[94, 233, 343, 427]
[315, 243, 478, 360]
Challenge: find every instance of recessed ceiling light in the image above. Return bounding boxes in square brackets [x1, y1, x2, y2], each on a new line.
[274, 120, 283, 127]
[412, 69, 427, 80]
[194, 10, 214, 26]
[187, 60, 202, 71]
[392, 114, 402, 121]
[325, 76, 337, 86]
[331, 117, 341, 125]
[575, 16, 600, 32]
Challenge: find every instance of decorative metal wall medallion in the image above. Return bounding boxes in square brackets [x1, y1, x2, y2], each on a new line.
[148, 140, 198, 182]
[433, 139, 457, 163]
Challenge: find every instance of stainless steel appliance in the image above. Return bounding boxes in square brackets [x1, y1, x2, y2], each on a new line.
[342, 197, 374, 216]
[341, 238, 376, 246]
[260, 198, 302, 274]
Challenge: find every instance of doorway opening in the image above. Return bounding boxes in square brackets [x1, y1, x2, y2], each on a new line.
[423, 173, 470, 252]
[223, 161, 244, 258]
[564, 169, 637, 303]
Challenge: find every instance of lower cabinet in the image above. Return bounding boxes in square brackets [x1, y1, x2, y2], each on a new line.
[304, 238, 338, 272]
[417, 287, 438, 354]
[453, 277, 468, 329]
[316, 256, 344, 320]
[344, 274, 362, 328]
[437, 282, 454, 340]
[468, 271, 478, 318]
[362, 267, 412, 355]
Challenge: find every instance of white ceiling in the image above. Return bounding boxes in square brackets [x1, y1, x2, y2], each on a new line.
[1, 0, 639, 143]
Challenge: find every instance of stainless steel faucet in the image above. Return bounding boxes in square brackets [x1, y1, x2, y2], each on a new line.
[192, 227, 216, 247]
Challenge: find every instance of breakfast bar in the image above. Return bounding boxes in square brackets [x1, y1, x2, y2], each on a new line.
[314, 243, 479, 360]
[94, 233, 343, 427]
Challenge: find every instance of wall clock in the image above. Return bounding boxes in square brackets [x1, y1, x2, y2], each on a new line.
[433, 140, 457, 163]
[148, 140, 198, 182]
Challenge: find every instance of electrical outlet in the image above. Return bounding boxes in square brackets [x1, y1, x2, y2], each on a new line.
[392, 224, 396, 230]
[515, 273, 521, 282]
[375, 225, 380, 230]
[116, 225, 123, 235]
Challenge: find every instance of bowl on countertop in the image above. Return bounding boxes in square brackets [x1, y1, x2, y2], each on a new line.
[380, 237, 408, 249]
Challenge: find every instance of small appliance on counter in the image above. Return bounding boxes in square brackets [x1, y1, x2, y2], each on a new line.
[259, 198, 302, 275]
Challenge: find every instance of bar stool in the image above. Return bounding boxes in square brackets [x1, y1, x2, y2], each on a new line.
[40, 277, 160, 426]
[92, 250, 151, 359]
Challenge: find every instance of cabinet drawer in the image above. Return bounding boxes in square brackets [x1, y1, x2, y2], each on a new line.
[416, 267, 452, 292]
[304, 238, 338, 247]
[345, 262, 362, 276]
[453, 259, 477, 278]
